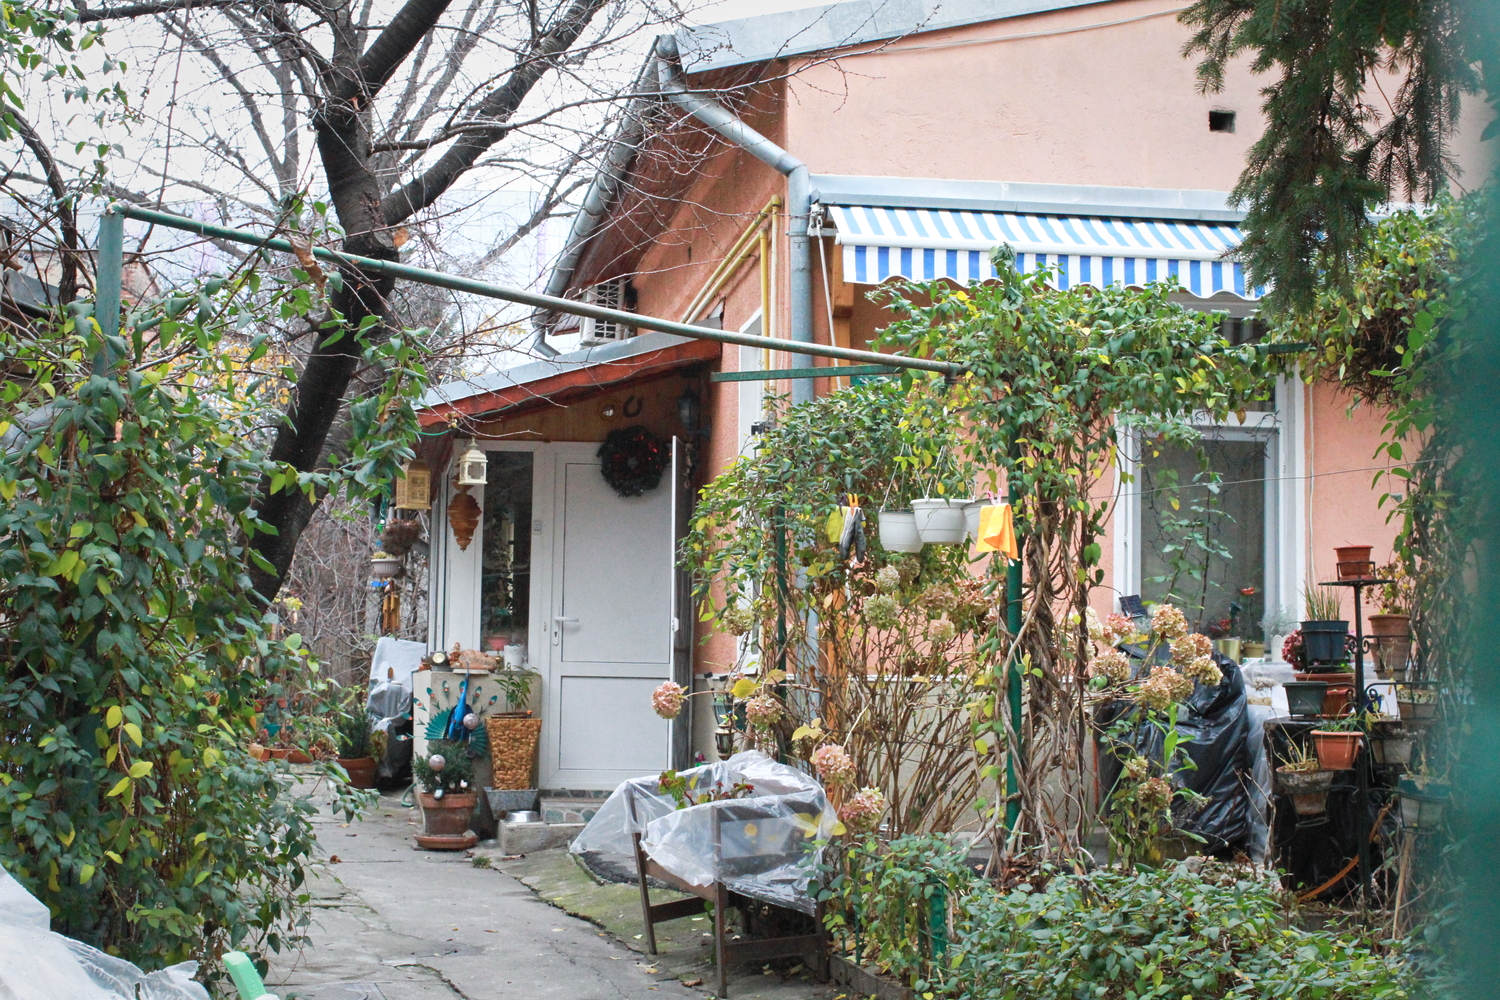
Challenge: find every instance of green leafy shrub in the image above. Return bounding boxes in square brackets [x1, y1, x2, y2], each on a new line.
[0, 274, 407, 975]
[827, 837, 1417, 998]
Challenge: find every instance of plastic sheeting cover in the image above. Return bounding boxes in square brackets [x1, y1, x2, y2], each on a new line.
[0, 866, 211, 1000]
[570, 751, 838, 914]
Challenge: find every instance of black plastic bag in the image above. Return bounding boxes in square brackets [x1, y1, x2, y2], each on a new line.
[1095, 651, 1252, 854]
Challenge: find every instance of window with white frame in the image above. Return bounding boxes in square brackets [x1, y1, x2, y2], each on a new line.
[1113, 328, 1305, 648]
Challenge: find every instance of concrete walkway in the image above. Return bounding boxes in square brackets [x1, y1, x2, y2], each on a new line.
[265, 789, 834, 1000]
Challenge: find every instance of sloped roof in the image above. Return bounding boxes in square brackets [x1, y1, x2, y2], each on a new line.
[675, 0, 1103, 73]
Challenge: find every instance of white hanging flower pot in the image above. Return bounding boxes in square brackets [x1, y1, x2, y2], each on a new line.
[912, 498, 971, 544]
[876, 509, 923, 553]
[963, 500, 991, 541]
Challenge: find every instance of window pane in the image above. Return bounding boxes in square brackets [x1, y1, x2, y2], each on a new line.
[480, 452, 533, 651]
[1139, 437, 1267, 641]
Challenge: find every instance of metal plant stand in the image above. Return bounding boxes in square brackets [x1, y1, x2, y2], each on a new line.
[1322, 576, 1392, 900]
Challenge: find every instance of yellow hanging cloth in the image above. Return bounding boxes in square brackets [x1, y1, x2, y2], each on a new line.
[825, 506, 847, 544]
[975, 503, 1019, 561]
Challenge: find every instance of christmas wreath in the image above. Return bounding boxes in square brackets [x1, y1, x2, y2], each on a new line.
[598, 425, 669, 497]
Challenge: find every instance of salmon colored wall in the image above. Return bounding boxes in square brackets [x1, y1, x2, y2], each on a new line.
[784, 0, 1264, 190]
[1302, 381, 1401, 632]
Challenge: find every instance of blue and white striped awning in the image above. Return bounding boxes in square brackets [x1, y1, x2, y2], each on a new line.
[828, 204, 1260, 299]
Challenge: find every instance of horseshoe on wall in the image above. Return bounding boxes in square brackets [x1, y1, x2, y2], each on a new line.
[622, 395, 643, 418]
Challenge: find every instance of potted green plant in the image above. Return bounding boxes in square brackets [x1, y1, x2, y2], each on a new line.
[413, 739, 478, 850]
[1274, 743, 1334, 816]
[1300, 586, 1349, 665]
[336, 698, 378, 789]
[1310, 716, 1363, 770]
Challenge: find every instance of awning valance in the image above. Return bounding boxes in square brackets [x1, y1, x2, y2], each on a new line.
[827, 204, 1259, 299]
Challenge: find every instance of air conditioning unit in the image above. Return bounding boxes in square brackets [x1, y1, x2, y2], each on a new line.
[578, 277, 634, 346]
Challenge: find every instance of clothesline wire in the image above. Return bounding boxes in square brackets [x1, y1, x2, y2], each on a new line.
[1101, 456, 1441, 504]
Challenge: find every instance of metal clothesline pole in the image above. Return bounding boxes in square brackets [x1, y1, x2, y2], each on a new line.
[102, 203, 967, 379]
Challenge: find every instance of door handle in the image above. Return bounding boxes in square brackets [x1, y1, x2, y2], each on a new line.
[551, 617, 577, 646]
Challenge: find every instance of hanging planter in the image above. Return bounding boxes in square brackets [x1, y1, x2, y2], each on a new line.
[1398, 778, 1449, 831]
[1275, 767, 1335, 816]
[1398, 693, 1439, 727]
[877, 509, 923, 553]
[1299, 620, 1349, 664]
[912, 498, 971, 544]
[370, 551, 401, 579]
[1283, 681, 1329, 718]
[1369, 721, 1415, 769]
[1311, 730, 1362, 770]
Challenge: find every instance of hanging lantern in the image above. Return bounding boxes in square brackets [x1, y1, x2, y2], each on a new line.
[455, 440, 488, 488]
[394, 459, 432, 510]
[448, 491, 480, 550]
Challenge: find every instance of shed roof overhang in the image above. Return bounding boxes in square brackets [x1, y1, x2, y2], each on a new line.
[417, 332, 719, 429]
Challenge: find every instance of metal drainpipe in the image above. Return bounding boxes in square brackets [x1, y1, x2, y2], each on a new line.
[654, 35, 815, 405]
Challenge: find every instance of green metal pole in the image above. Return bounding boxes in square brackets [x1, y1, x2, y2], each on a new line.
[1004, 439, 1024, 834]
[92, 208, 123, 372]
[109, 204, 965, 379]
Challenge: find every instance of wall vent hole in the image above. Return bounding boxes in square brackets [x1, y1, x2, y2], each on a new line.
[1209, 110, 1236, 133]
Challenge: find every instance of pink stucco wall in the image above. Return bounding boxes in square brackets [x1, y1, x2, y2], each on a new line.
[784, 0, 1264, 189]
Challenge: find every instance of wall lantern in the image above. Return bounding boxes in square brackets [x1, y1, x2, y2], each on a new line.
[394, 459, 432, 510]
[455, 439, 488, 488]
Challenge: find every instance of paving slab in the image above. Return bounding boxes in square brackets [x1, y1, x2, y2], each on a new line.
[264, 789, 837, 1000]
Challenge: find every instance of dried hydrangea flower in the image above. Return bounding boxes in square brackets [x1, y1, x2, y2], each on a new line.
[875, 565, 901, 593]
[651, 681, 686, 719]
[1086, 607, 1106, 645]
[931, 616, 957, 643]
[1138, 775, 1173, 811]
[1089, 648, 1132, 685]
[865, 593, 900, 630]
[1102, 612, 1137, 645]
[1136, 665, 1193, 711]
[721, 604, 755, 636]
[744, 692, 784, 730]
[811, 743, 856, 786]
[838, 786, 888, 834]
[1122, 755, 1151, 781]
[1170, 632, 1214, 666]
[1150, 604, 1189, 640]
[1183, 655, 1223, 687]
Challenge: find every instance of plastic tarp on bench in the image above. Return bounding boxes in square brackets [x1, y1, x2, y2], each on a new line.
[570, 751, 838, 914]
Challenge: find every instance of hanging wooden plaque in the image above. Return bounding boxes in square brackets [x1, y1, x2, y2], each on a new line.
[447, 489, 480, 550]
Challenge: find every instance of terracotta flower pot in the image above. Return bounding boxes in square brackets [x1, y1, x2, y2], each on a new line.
[1367, 614, 1412, 679]
[1399, 699, 1438, 727]
[339, 756, 378, 789]
[415, 791, 478, 850]
[1334, 545, 1373, 565]
[1295, 671, 1354, 715]
[1311, 731, 1362, 770]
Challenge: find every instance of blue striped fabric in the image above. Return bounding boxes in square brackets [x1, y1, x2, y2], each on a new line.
[829, 204, 1261, 299]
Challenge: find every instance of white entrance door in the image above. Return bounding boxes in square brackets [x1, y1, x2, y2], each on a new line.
[540, 442, 677, 789]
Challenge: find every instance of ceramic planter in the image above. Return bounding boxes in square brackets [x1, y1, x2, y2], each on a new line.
[1275, 768, 1334, 816]
[485, 713, 542, 791]
[1398, 779, 1449, 831]
[1283, 681, 1329, 718]
[415, 791, 478, 850]
[1369, 722, 1415, 768]
[370, 554, 401, 579]
[963, 500, 988, 541]
[1335, 546, 1374, 579]
[877, 509, 922, 553]
[911, 498, 971, 544]
[1294, 671, 1355, 716]
[339, 756, 378, 789]
[1398, 699, 1438, 727]
[1311, 730, 1362, 770]
[1242, 641, 1266, 659]
[1214, 638, 1241, 663]
[1368, 614, 1412, 679]
[1300, 620, 1349, 664]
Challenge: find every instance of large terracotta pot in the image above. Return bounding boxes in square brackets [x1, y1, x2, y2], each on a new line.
[1311, 731, 1362, 770]
[1275, 768, 1334, 816]
[416, 792, 478, 850]
[1368, 614, 1412, 680]
[339, 756, 378, 789]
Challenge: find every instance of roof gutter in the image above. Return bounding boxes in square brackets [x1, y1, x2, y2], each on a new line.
[652, 35, 816, 404]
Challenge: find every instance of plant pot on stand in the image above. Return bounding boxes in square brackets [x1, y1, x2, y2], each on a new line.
[1311, 730, 1363, 770]
[1275, 768, 1335, 816]
[1368, 613, 1412, 681]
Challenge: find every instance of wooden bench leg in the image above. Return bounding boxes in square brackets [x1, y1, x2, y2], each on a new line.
[632, 833, 659, 955]
[714, 880, 730, 999]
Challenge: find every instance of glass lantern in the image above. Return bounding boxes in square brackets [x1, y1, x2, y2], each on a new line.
[455, 440, 488, 488]
[394, 459, 432, 510]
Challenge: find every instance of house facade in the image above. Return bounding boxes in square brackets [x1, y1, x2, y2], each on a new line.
[415, 0, 1458, 791]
